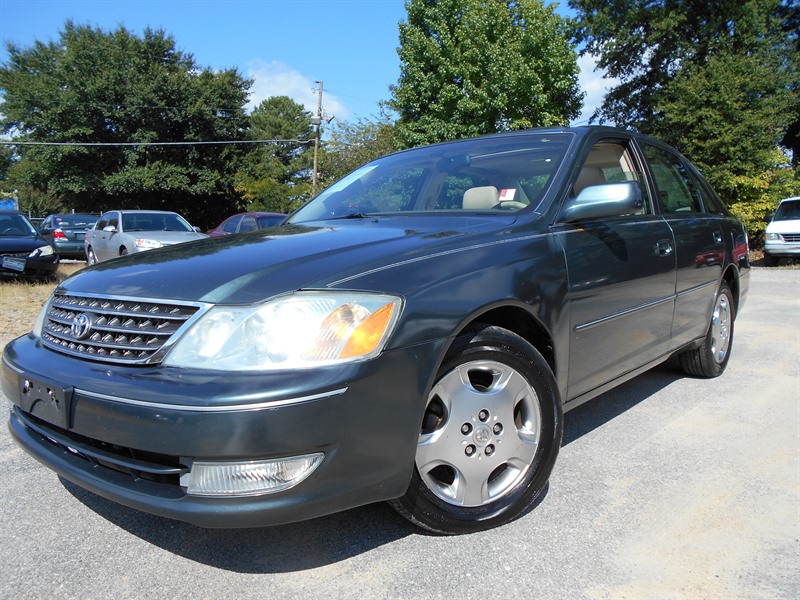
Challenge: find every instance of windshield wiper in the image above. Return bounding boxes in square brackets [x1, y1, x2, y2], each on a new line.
[329, 212, 371, 220]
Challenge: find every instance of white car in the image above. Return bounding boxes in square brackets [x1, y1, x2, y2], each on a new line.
[85, 210, 207, 264]
[764, 197, 800, 266]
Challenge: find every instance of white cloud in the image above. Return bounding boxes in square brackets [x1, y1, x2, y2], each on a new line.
[246, 60, 350, 120]
[575, 52, 620, 125]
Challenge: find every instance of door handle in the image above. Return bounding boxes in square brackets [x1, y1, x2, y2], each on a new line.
[713, 231, 722, 244]
[655, 239, 673, 256]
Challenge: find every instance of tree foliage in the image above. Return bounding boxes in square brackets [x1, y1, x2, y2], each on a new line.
[233, 96, 314, 214]
[390, 0, 582, 147]
[570, 0, 799, 208]
[0, 22, 251, 226]
[319, 112, 398, 186]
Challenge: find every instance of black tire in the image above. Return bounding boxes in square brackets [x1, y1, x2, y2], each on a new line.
[389, 323, 562, 534]
[86, 247, 97, 265]
[762, 251, 778, 267]
[679, 282, 735, 378]
[120, 247, 128, 256]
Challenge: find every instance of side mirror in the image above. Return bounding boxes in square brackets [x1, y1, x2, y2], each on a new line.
[103, 225, 117, 232]
[562, 181, 644, 222]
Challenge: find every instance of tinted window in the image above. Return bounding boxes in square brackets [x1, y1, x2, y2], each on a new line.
[256, 215, 284, 228]
[642, 144, 705, 214]
[121, 212, 193, 232]
[95, 214, 110, 230]
[222, 216, 242, 233]
[774, 200, 800, 220]
[239, 216, 258, 232]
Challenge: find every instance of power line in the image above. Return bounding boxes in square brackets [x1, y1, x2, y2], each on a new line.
[1, 139, 314, 147]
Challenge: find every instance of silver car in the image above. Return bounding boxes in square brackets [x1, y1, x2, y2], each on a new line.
[85, 210, 207, 264]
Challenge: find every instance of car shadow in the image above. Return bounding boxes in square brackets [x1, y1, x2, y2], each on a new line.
[562, 357, 685, 446]
[61, 477, 417, 572]
[59, 359, 683, 572]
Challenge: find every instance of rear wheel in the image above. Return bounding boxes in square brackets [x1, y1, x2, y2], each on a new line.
[390, 324, 562, 534]
[679, 282, 735, 378]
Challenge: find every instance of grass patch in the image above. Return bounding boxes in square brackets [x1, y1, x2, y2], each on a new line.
[0, 262, 86, 342]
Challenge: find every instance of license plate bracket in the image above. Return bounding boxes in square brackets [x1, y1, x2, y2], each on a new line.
[17, 376, 74, 429]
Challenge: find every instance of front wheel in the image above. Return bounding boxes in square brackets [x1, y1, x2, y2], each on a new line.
[679, 282, 735, 378]
[762, 251, 778, 267]
[390, 324, 562, 534]
[86, 247, 97, 265]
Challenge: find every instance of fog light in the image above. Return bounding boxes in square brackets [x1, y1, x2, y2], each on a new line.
[181, 453, 324, 497]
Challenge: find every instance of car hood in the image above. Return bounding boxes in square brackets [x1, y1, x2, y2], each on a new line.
[0, 235, 51, 252]
[60, 215, 519, 304]
[766, 219, 800, 234]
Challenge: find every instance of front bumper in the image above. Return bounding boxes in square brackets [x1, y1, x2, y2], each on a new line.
[764, 240, 800, 258]
[0, 254, 59, 278]
[3, 333, 444, 527]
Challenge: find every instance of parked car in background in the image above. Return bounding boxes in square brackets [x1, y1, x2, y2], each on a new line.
[84, 210, 207, 264]
[207, 212, 286, 237]
[4, 127, 750, 535]
[38, 213, 98, 260]
[0, 210, 59, 280]
[764, 196, 800, 266]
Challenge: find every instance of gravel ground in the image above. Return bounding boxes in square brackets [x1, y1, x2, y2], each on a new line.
[0, 267, 798, 600]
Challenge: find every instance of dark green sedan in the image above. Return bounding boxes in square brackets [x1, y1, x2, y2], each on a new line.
[3, 127, 750, 534]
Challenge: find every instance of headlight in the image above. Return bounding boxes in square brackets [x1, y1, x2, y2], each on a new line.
[164, 291, 403, 371]
[766, 233, 783, 241]
[29, 245, 54, 258]
[135, 238, 163, 250]
[32, 300, 50, 337]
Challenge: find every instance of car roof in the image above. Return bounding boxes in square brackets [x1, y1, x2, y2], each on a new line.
[47, 213, 97, 218]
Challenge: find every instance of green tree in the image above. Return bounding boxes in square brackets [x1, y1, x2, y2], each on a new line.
[655, 47, 797, 201]
[234, 96, 314, 214]
[319, 112, 397, 186]
[0, 22, 251, 227]
[390, 0, 582, 147]
[570, 1, 799, 172]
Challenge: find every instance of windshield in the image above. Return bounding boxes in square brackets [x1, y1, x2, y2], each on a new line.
[289, 133, 573, 223]
[0, 213, 37, 236]
[774, 200, 800, 221]
[122, 212, 194, 232]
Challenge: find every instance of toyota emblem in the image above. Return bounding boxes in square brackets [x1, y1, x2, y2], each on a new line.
[71, 312, 93, 340]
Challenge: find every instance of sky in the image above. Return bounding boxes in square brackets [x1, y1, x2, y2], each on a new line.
[0, 0, 615, 126]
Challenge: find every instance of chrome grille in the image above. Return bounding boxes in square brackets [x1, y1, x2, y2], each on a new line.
[41, 292, 205, 364]
[783, 233, 800, 243]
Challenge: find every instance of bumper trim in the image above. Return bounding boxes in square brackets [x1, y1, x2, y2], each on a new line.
[78, 386, 348, 412]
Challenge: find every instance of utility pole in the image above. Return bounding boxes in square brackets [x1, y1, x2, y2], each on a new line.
[311, 80, 323, 196]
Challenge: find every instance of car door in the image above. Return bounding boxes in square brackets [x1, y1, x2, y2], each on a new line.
[638, 142, 725, 350]
[553, 136, 677, 401]
[93, 211, 118, 262]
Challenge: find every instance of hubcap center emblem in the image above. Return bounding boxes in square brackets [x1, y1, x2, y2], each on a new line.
[473, 425, 492, 445]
